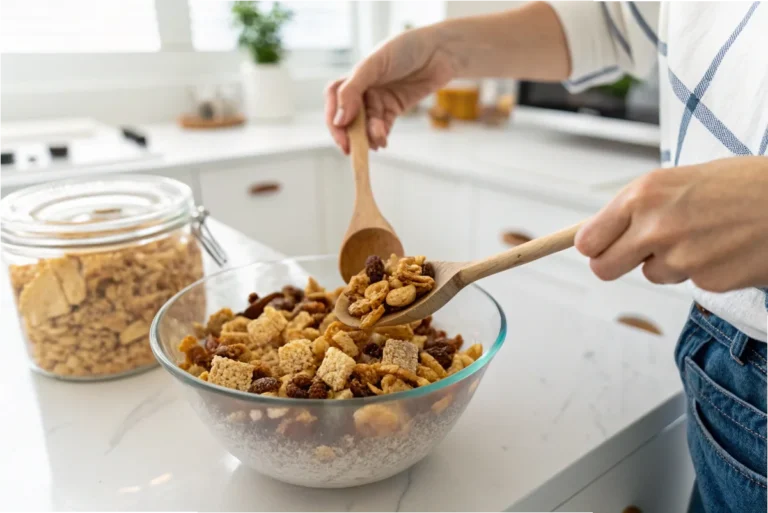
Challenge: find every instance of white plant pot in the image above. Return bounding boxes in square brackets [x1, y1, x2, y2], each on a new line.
[240, 62, 295, 121]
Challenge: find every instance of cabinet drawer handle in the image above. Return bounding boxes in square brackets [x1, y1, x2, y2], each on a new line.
[617, 315, 662, 335]
[501, 230, 533, 247]
[248, 182, 281, 196]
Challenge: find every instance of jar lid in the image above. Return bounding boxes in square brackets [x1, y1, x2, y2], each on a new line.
[1, 175, 196, 249]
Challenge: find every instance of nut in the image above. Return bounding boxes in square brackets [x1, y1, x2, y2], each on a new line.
[250, 377, 280, 394]
[385, 285, 417, 308]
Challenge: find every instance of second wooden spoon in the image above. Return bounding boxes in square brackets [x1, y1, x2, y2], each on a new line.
[335, 221, 585, 328]
[338, 111, 404, 282]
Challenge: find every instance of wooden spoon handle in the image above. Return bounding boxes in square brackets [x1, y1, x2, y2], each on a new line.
[348, 110, 374, 202]
[460, 220, 586, 283]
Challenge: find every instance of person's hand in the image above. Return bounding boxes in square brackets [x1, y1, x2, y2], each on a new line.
[575, 156, 768, 292]
[325, 27, 456, 154]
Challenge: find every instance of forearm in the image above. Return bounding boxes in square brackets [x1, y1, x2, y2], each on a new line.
[428, 2, 571, 81]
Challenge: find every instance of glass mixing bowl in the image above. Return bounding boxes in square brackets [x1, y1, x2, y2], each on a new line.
[150, 255, 506, 488]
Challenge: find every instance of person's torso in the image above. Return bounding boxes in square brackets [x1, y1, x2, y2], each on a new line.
[656, 2, 768, 341]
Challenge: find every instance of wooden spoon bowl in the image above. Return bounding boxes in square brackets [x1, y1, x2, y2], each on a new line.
[336, 221, 585, 328]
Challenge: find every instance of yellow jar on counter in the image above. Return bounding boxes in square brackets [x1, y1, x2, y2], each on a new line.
[0, 175, 221, 380]
[435, 80, 480, 121]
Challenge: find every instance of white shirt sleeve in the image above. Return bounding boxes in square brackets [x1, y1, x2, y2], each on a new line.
[547, 1, 660, 92]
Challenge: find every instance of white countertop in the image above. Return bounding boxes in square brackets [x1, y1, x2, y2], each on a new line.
[1, 109, 660, 211]
[0, 219, 684, 511]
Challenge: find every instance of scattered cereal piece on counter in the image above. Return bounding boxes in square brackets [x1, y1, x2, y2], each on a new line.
[278, 339, 315, 375]
[317, 347, 356, 391]
[382, 339, 419, 374]
[206, 308, 234, 337]
[208, 355, 254, 391]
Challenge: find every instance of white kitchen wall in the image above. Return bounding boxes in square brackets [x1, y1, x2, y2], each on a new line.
[446, 1, 524, 18]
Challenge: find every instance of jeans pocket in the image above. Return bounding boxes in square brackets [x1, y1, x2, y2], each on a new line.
[685, 357, 767, 484]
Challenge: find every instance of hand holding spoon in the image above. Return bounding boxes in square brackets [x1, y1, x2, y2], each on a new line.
[338, 111, 404, 283]
[335, 221, 585, 328]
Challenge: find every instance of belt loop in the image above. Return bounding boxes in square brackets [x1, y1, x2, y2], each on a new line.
[729, 331, 750, 366]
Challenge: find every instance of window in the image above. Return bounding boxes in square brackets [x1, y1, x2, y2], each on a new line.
[0, 0, 161, 53]
[188, 1, 353, 51]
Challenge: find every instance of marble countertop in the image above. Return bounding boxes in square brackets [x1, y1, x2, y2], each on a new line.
[0, 219, 684, 511]
[1, 109, 660, 210]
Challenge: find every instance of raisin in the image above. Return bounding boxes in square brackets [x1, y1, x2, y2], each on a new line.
[286, 383, 310, 398]
[282, 285, 304, 303]
[204, 334, 220, 353]
[308, 380, 329, 399]
[362, 343, 383, 359]
[422, 262, 435, 278]
[425, 345, 454, 369]
[187, 346, 212, 369]
[291, 374, 313, 389]
[268, 296, 296, 311]
[414, 316, 433, 336]
[298, 301, 327, 314]
[310, 312, 327, 328]
[250, 377, 280, 394]
[350, 378, 371, 397]
[215, 343, 248, 361]
[365, 255, 385, 283]
[240, 292, 282, 319]
[252, 362, 272, 380]
[247, 292, 260, 304]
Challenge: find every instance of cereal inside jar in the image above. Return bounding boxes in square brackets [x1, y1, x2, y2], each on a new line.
[1, 175, 211, 380]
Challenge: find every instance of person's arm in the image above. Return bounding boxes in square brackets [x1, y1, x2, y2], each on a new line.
[425, 2, 573, 82]
[576, 156, 768, 291]
[326, 1, 660, 152]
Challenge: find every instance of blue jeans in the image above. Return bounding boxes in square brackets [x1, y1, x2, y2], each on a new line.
[675, 304, 767, 513]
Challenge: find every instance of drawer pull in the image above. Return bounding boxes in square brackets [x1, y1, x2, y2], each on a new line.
[617, 315, 662, 335]
[501, 230, 533, 247]
[248, 182, 281, 196]
[622, 507, 641, 513]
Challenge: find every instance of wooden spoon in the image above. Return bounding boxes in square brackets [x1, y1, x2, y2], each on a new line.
[335, 221, 585, 328]
[338, 110, 404, 282]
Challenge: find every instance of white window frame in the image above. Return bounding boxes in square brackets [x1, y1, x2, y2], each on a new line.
[1, 0, 367, 93]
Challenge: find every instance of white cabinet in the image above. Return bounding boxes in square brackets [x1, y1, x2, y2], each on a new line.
[199, 155, 321, 256]
[322, 156, 405, 255]
[470, 183, 691, 338]
[375, 160, 472, 261]
[555, 416, 694, 513]
[141, 167, 201, 203]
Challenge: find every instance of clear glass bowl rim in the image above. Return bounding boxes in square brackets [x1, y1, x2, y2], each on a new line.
[150, 255, 507, 406]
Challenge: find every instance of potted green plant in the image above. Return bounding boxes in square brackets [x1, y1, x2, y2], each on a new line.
[233, 1, 295, 120]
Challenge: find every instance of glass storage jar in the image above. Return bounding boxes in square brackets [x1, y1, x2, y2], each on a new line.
[0, 175, 218, 380]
